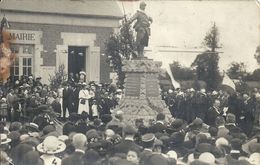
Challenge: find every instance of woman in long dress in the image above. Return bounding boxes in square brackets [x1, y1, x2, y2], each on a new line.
[78, 83, 91, 115]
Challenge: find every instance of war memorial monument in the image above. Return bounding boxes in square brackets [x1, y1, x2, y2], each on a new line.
[114, 2, 171, 125]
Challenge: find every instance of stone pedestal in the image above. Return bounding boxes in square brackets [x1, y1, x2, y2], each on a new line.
[114, 59, 171, 125]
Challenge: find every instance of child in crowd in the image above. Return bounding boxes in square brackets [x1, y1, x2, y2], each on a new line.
[0, 98, 8, 122]
[91, 100, 99, 119]
[126, 148, 140, 165]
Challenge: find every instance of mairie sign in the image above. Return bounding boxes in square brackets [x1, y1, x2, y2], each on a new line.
[7, 30, 42, 44]
[10, 32, 35, 41]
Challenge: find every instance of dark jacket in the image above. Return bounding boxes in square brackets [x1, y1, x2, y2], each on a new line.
[148, 122, 167, 134]
[113, 139, 142, 155]
[205, 106, 223, 126]
[61, 151, 84, 165]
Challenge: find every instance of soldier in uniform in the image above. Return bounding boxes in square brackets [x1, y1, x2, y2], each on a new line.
[128, 1, 153, 58]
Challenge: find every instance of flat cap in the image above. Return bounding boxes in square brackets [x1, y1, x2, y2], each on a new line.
[142, 133, 155, 142]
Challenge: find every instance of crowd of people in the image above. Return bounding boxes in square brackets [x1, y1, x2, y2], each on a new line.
[0, 73, 122, 123]
[162, 88, 260, 137]
[0, 74, 260, 165]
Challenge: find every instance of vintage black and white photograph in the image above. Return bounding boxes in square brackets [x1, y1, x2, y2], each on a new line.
[0, 0, 259, 164]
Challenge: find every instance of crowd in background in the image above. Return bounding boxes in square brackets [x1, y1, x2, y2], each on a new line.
[0, 73, 122, 123]
[0, 74, 260, 165]
[162, 88, 260, 137]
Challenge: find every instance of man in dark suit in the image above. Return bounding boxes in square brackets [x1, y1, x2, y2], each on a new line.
[195, 89, 209, 121]
[225, 113, 238, 133]
[113, 125, 142, 156]
[205, 99, 223, 126]
[67, 85, 75, 115]
[139, 133, 155, 165]
[215, 116, 229, 138]
[72, 84, 80, 113]
[61, 133, 87, 165]
[240, 94, 256, 136]
[148, 113, 167, 133]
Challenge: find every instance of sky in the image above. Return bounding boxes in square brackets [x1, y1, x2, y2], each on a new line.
[118, 0, 260, 72]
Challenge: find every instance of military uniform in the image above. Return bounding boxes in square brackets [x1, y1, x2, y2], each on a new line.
[128, 7, 152, 57]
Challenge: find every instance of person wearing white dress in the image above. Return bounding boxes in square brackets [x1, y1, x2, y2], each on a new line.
[78, 83, 91, 115]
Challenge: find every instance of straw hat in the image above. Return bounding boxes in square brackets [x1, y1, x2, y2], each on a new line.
[142, 133, 155, 142]
[27, 123, 39, 132]
[248, 153, 260, 165]
[105, 129, 115, 139]
[0, 98, 6, 102]
[167, 150, 178, 160]
[215, 137, 229, 147]
[79, 71, 86, 76]
[37, 136, 66, 154]
[199, 152, 216, 165]
[0, 134, 11, 145]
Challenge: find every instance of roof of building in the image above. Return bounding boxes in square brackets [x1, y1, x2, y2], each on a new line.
[0, 0, 123, 19]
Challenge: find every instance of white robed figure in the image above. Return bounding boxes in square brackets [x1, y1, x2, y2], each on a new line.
[78, 83, 91, 115]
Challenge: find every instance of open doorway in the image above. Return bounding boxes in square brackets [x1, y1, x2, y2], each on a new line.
[68, 46, 86, 76]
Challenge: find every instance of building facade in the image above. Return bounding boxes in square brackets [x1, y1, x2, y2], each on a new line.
[1, 0, 122, 84]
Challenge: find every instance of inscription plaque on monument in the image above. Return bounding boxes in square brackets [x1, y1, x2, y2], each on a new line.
[114, 59, 171, 125]
[125, 73, 141, 96]
[146, 75, 159, 97]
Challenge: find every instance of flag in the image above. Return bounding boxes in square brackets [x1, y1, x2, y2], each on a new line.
[222, 72, 236, 94]
[165, 64, 181, 89]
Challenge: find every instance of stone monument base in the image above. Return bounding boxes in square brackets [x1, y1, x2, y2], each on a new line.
[112, 59, 171, 125]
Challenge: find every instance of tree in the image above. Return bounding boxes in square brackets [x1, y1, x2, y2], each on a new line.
[203, 22, 220, 52]
[105, 18, 135, 88]
[49, 64, 67, 90]
[170, 61, 195, 80]
[246, 68, 260, 81]
[191, 23, 221, 90]
[251, 69, 260, 81]
[227, 62, 247, 79]
[254, 45, 260, 64]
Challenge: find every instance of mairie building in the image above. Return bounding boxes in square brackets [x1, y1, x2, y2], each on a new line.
[0, 0, 122, 84]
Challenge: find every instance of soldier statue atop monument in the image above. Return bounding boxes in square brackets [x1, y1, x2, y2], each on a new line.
[128, 1, 153, 58]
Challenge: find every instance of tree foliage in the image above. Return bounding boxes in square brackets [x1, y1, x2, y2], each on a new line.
[191, 23, 221, 90]
[170, 61, 195, 80]
[192, 51, 221, 90]
[227, 62, 247, 79]
[245, 68, 260, 81]
[105, 18, 135, 88]
[251, 69, 260, 80]
[254, 45, 260, 64]
[203, 22, 220, 52]
[49, 64, 67, 90]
